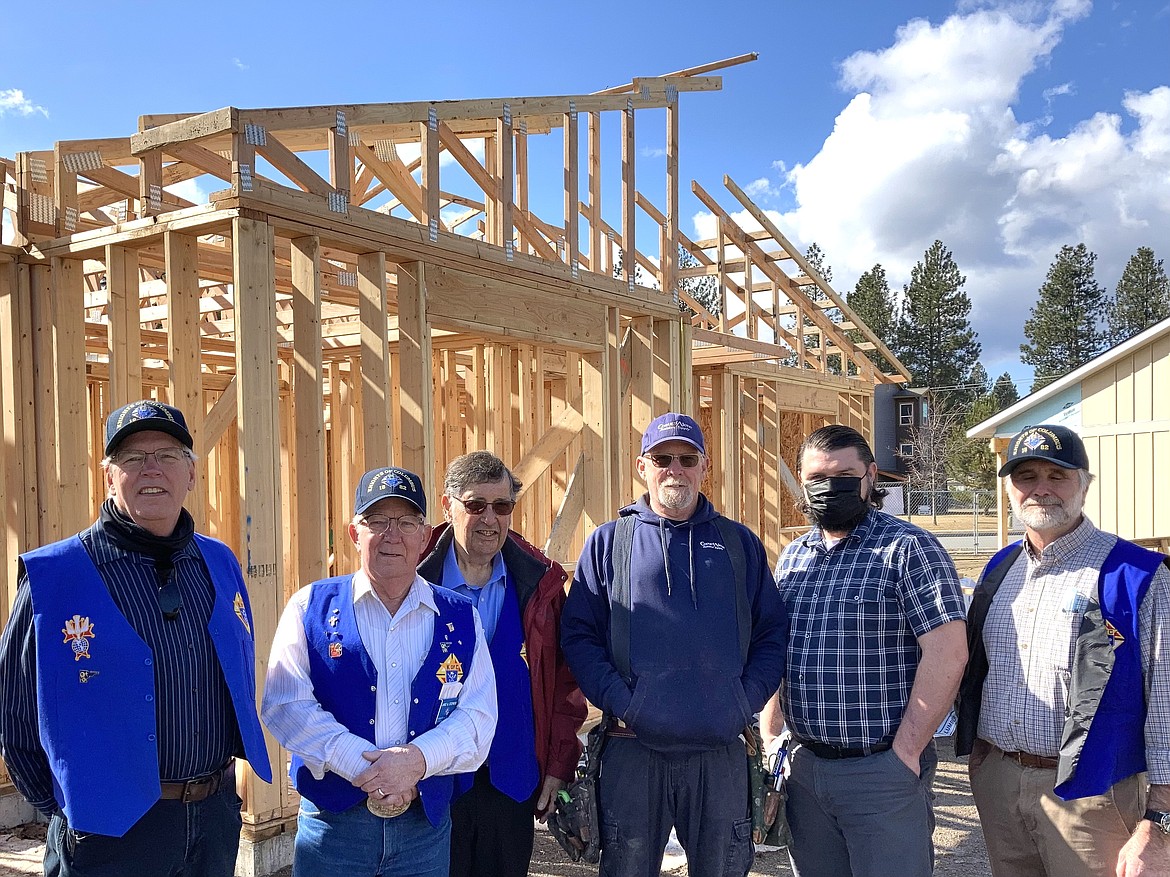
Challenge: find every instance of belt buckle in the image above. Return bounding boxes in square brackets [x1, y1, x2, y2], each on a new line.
[181, 773, 214, 803]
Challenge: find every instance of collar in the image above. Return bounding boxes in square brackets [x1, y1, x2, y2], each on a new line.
[442, 539, 506, 589]
[1023, 515, 1096, 564]
[86, 522, 202, 567]
[352, 569, 437, 616]
[805, 508, 875, 550]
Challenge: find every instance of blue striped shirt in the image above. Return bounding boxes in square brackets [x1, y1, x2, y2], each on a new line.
[0, 524, 240, 813]
[776, 509, 966, 748]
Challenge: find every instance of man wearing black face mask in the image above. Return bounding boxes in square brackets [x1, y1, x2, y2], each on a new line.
[760, 424, 967, 877]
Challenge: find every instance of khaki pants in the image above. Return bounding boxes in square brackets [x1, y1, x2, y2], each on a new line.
[968, 739, 1146, 877]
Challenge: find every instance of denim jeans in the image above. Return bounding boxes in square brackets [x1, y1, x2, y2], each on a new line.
[294, 797, 451, 877]
[43, 786, 242, 877]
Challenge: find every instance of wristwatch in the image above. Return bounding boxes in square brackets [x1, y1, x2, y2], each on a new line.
[1145, 810, 1170, 835]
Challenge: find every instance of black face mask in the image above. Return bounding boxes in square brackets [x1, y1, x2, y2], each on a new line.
[803, 476, 870, 532]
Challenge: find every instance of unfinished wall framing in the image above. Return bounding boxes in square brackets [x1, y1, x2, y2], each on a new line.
[0, 57, 906, 839]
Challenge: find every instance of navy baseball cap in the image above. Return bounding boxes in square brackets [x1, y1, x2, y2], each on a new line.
[998, 425, 1090, 477]
[355, 466, 427, 517]
[105, 400, 193, 455]
[640, 412, 706, 455]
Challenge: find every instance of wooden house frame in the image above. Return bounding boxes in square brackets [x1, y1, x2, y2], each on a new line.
[0, 57, 907, 856]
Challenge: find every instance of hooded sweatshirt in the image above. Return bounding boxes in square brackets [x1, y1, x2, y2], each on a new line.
[561, 493, 788, 753]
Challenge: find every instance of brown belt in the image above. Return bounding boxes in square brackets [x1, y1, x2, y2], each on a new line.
[998, 748, 1058, 770]
[160, 762, 234, 803]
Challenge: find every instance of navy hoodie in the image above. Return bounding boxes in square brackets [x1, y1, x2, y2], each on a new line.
[561, 493, 788, 752]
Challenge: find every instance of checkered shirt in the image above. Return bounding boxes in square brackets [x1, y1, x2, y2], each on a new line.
[978, 517, 1170, 783]
[776, 509, 966, 748]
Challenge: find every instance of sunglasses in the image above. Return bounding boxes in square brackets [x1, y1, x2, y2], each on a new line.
[644, 453, 703, 469]
[155, 560, 182, 620]
[452, 496, 517, 516]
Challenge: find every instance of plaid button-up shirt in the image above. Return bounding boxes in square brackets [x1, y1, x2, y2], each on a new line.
[776, 509, 966, 748]
[977, 517, 1170, 783]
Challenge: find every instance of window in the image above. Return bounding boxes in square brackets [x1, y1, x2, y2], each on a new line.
[899, 402, 914, 425]
[899, 443, 914, 457]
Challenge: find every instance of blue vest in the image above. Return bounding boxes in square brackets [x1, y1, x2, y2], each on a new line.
[454, 574, 539, 802]
[968, 538, 1163, 800]
[23, 534, 271, 837]
[291, 575, 476, 826]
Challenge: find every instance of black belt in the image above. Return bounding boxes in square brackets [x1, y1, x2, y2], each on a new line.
[160, 761, 233, 803]
[795, 738, 893, 760]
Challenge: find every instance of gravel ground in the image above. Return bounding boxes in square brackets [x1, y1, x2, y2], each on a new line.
[0, 739, 989, 877]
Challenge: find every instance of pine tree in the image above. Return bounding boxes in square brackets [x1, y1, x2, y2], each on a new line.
[894, 240, 981, 409]
[1108, 246, 1169, 343]
[990, 372, 1019, 409]
[801, 244, 843, 374]
[847, 264, 898, 375]
[1021, 244, 1108, 392]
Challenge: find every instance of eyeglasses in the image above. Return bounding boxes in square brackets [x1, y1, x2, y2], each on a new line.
[451, 496, 517, 516]
[113, 448, 191, 470]
[154, 560, 182, 620]
[359, 514, 425, 536]
[644, 453, 702, 469]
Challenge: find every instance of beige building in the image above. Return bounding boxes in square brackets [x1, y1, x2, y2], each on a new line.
[968, 316, 1170, 552]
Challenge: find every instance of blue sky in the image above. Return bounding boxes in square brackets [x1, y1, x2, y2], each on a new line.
[2, 0, 1167, 392]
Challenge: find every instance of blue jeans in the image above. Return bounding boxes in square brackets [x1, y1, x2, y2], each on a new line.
[294, 798, 451, 877]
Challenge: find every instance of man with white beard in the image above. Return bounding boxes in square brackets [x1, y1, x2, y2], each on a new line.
[956, 424, 1170, 877]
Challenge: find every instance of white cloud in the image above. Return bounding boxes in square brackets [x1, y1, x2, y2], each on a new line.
[0, 88, 48, 118]
[703, 0, 1170, 384]
[232, 58, 249, 71]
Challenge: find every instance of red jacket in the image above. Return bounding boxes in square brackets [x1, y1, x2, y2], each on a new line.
[419, 524, 586, 786]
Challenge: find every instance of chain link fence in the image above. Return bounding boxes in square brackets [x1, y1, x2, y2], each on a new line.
[881, 485, 1010, 555]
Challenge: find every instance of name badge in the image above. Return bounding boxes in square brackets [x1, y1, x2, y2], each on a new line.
[435, 681, 463, 724]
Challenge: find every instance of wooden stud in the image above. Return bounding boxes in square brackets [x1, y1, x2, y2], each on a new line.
[105, 245, 143, 407]
[396, 261, 436, 495]
[358, 251, 391, 465]
[165, 232, 205, 525]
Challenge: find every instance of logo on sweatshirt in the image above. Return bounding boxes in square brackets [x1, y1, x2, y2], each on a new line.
[699, 541, 726, 551]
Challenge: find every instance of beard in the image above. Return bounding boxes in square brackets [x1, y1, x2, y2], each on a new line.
[1010, 492, 1085, 534]
[654, 481, 696, 512]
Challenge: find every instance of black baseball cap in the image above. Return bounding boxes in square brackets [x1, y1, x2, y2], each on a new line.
[998, 424, 1090, 477]
[354, 466, 427, 517]
[105, 400, 193, 456]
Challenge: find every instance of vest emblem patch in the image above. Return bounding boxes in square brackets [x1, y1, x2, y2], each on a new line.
[1104, 619, 1125, 648]
[437, 653, 464, 683]
[520, 643, 528, 667]
[329, 642, 343, 658]
[61, 615, 95, 661]
[233, 592, 251, 635]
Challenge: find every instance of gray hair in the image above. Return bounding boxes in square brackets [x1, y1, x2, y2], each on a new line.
[444, 451, 521, 498]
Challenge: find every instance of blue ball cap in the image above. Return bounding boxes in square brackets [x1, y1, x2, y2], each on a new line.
[998, 424, 1090, 477]
[354, 466, 427, 517]
[640, 412, 706, 455]
[105, 400, 193, 456]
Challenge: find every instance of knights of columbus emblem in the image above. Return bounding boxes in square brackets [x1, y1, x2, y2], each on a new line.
[62, 615, 95, 661]
[233, 592, 251, 635]
[436, 653, 464, 684]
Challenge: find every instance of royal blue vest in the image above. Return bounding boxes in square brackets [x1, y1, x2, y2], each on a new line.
[291, 575, 476, 826]
[965, 537, 1163, 800]
[23, 534, 271, 837]
[454, 574, 539, 803]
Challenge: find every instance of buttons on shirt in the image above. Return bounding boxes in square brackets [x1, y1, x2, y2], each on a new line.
[146, 695, 153, 702]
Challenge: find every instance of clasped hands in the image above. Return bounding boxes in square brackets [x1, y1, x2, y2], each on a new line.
[355, 745, 426, 810]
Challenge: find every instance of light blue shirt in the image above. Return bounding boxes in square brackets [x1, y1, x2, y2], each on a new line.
[444, 542, 507, 644]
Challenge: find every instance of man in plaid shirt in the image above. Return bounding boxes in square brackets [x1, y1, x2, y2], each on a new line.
[761, 425, 967, 877]
[956, 424, 1170, 877]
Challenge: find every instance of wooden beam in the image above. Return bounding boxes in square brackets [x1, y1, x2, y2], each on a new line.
[396, 261, 435, 494]
[164, 232, 204, 525]
[105, 245, 142, 406]
[357, 251, 391, 465]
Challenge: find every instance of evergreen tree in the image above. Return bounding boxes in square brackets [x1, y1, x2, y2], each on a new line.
[1021, 244, 1108, 392]
[1108, 246, 1169, 343]
[894, 240, 981, 409]
[966, 362, 991, 399]
[847, 264, 898, 375]
[990, 372, 1019, 409]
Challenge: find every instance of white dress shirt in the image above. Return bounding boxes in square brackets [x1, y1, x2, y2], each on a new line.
[262, 571, 497, 784]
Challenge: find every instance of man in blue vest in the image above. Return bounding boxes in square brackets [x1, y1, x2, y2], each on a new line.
[0, 399, 272, 877]
[262, 466, 497, 877]
[417, 451, 586, 877]
[956, 424, 1170, 876]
